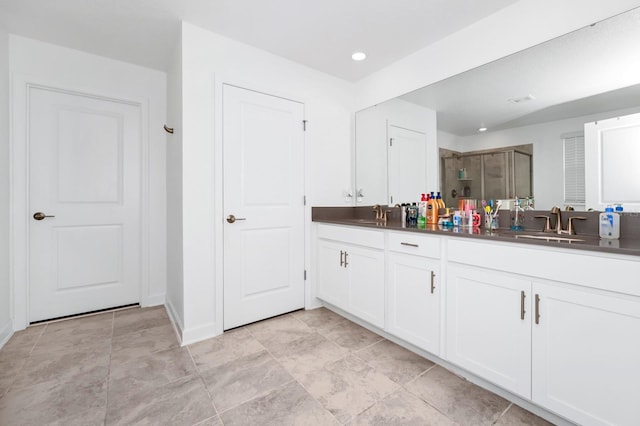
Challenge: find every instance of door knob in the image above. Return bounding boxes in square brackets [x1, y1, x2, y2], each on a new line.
[33, 212, 55, 221]
[226, 214, 246, 223]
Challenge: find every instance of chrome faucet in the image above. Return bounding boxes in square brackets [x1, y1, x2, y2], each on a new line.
[536, 207, 586, 235]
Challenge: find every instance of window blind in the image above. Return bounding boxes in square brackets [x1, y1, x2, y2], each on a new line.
[563, 134, 585, 205]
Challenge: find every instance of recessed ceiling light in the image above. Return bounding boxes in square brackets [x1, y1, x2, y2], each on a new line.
[352, 52, 367, 61]
[478, 127, 488, 132]
[508, 94, 536, 104]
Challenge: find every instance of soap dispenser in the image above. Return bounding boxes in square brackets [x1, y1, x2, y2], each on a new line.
[599, 206, 620, 239]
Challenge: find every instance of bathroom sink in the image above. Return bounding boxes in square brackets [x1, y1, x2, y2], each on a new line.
[345, 218, 384, 225]
[513, 234, 585, 243]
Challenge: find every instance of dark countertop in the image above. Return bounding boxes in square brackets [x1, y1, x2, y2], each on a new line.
[312, 206, 640, 257]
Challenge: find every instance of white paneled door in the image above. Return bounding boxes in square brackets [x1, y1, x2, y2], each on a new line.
[387, 124, 426, 205]
[29, 87, 142, 322]
[223, 85, 305, 330]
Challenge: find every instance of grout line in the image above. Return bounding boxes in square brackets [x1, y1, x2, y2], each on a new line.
[103, 311, 115, 426]
[496, 402, 513, 423]
[185, 344, 223, 421]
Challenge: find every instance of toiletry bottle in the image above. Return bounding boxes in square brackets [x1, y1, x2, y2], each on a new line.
[453, 210, 461, 227]
[418, 194, 428, 226]
[510, 197, 524, 231]
[436, 192, 445, 209]
[401, 203, 408, 227]
[599, 206, 620, 239]
[427, 194, 439, 224]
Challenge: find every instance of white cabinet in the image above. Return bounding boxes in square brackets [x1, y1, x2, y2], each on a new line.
[387, 232, 441, 354]
[446, 264, 532, 399]
[532, 281, 640, 426]
[316, 225, 385, 328]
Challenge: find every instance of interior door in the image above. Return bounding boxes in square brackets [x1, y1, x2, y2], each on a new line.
[29, 87, 142, 322]
[223, 85, 305, 330]
[387, 124, 426, 205]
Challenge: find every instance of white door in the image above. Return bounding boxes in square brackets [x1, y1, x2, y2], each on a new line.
[532, 282, 640, 425]
[446, 264, 532, 399]
[388, 124, 426, 205]
[29, 87, 142, 322]
[223, 85, 305, 330]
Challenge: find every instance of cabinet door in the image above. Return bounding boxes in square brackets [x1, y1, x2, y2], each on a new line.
[532, 282, 640, 425]
[346, 245, 385, 328]
[446, 264, 532, 399]
[388, 252, 440, 354]
[316, 239, 348, 310]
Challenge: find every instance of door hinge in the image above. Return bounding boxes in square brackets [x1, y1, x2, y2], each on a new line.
[303, 120, 308, 131]
[304, 270, 307, 280]
[389, 137, 393, 147]
[303, 195, 307, 206]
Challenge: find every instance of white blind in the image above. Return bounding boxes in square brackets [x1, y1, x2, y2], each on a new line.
[563, 135, 585, 205]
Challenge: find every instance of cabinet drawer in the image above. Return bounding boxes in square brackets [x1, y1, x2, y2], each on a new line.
[388, 231, 441, 258]
[316, 224, 384, 249]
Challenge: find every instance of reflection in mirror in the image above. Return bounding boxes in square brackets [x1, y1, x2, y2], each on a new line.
[440, 144, 532, 209]
[354, 7, 640, 210]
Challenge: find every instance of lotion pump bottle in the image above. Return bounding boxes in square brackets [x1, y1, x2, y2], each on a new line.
[599, 206, 620, 239]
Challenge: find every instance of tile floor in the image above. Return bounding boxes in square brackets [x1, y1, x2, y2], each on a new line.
[0, 306, 553, 425]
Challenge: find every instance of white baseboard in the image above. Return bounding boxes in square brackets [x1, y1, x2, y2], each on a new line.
[164, 298, 184, 345]
[180, 321, 220, 346]
[141, 293, 166, 307]
[0, 319, 14, 350]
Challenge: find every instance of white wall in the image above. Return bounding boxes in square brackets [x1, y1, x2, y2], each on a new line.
[177, 22, 355, 343]
[450, 106, 640, 210]
[355, 0, 640, 110]
[9, 36, 167, 329]
[165, 37, 184, 332]
[0, 26, 10, 347]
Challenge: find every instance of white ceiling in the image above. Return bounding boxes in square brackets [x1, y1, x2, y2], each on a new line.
[0, 0, 519, 81]
[400, 7, 640, 136]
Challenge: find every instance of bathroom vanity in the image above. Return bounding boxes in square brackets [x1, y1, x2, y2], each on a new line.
[312, 210, 640, 426]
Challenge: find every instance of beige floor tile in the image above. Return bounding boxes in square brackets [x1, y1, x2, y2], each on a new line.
[298, 354, 400, 424]
[106, 375, 216, 425]
[405, 365, 510, 426]
[188, 327, 265, 372]
[356, 339, 435, 384]
[268, 332, 349, 380]
[110, 323, 179, 364]
[349, 389, 456, 426]
[221, 381, 339, 426]
[32, 313, 113, 356]
[0, 366, 108, 425]
[113, 305, 169, 337]
[319, 318, 384, 351]
[0, 325, 45, 357]
[292, 307, 348, 332]
[0, 357, 26, 397]
[108, 346, 197, 408]
[495, 404, 554, 426]
[246, 314, 314, 348]
[47, 406, 107, 426]
[200, 349, 294, 413]
[11, 344, 111, 390]
[194, 415, 224, 426]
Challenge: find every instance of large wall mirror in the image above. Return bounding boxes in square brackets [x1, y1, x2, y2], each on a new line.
[355, 7, 640, 211]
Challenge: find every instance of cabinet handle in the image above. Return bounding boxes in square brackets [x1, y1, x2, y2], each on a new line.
[401, 242, 419, 248]
[430, 271, 436, 294]
[520, 291, 526, 320]
[535, 294, 541, 324]
[339, 250, 344, 267]
[344, 252, 349, 267]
